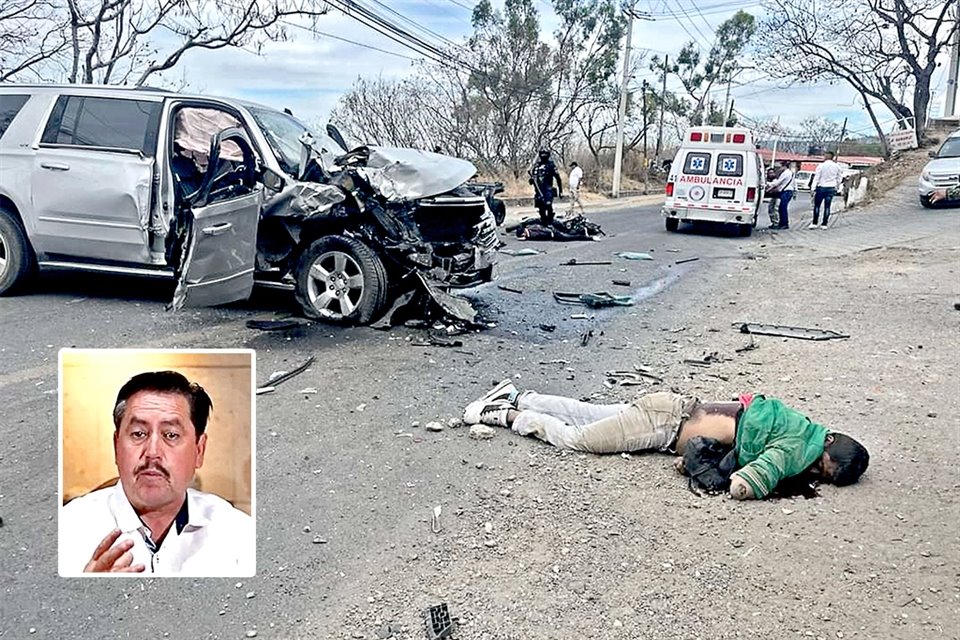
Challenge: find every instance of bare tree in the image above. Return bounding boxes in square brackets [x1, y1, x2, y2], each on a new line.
[798, 116, 844, 153]
[756, 0, 958, 151]
[0, 1, 69, 81]
[2, 0, 329, 85]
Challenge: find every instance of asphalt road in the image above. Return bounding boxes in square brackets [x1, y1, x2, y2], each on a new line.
[5, 187, 950, 640]
[0, 198, 731, 639]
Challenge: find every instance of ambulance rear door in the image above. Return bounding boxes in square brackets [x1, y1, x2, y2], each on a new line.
[704, 151, 747, 211]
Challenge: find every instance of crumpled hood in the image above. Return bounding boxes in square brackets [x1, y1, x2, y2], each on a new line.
[354, 147, 477, 202]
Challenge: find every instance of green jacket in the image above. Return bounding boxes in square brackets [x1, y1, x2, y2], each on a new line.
[734, 395, 829, 498]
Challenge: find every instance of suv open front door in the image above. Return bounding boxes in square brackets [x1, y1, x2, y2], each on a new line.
[171, 127, 262, 309]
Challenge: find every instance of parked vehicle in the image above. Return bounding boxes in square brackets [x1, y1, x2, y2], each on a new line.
[795, 170, 814, 191]
[0, 85, 498, 324]
[662, 126, 765, 236]
[918, 129, 960, 208]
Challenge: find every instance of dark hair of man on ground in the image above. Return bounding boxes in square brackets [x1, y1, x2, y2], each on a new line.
[112, 371, 213, 438]
[825, 432, 870, 486]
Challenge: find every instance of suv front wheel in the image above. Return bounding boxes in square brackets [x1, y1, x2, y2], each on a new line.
[294, 235, 388, 324]
[0, 207, 34, 295]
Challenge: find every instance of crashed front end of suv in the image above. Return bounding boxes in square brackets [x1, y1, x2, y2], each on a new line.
[246, 131, 499, 325]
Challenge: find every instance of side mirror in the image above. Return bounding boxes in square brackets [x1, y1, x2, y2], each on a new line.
[928, 150, 937, 158]
[262, 167, 285, 192]
[326, 124, 349, 152]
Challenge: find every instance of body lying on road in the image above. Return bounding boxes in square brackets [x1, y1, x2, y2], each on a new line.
[463, 380, 870, 500]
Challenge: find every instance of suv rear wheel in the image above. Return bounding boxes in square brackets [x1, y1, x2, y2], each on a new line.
[294, 235, 388, 324]
[665, 217, 679, 232]
[0, 207, 34, 295]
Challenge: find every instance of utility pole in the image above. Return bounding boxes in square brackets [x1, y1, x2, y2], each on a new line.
[946, 9, 959, 117]
[642, 80, 649, 194]
[655, 53, 668, 165]
[611, 9, 633, 198]
[836, 117, 848, 158]
[723, 78, 732, 126]
[727, 99, 735, 127]
[770, 116, 781, 167]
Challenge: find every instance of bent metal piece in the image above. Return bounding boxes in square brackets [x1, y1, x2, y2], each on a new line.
[736, 322, 849, 341]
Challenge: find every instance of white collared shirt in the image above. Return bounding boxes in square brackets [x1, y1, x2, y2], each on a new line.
[59, 482, 255, 577]
[569, 166, 583, 190]
[813, 159, 843, 188]
[772, 168, 795, 192]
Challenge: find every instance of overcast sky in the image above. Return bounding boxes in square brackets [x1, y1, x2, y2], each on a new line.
[162, 0, 956, 140]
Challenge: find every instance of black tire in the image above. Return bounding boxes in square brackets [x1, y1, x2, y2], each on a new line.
[919, 195, 934, 209]
[738, 223, 753, 237]
[0, 207, 35, 296]
[294, 235, 388, 324]
[665, 217, 679, 232]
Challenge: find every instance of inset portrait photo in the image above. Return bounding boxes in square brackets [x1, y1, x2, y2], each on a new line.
[58, 349, 255, 577]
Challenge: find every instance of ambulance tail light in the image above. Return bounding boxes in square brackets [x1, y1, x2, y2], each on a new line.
[666, 181, 675, 197]
[746, 187, 757, 201]
[732, 133, 746, 143]
[690, 132, 703, 142]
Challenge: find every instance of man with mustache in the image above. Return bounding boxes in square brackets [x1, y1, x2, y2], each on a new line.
[59, 371, 254, 576]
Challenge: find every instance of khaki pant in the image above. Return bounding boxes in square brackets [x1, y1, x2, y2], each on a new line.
[512, 391, 696, 454]
[567, 186, 584, 214]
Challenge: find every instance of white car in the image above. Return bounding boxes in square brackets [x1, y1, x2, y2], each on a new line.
[919, 129, 960, 208]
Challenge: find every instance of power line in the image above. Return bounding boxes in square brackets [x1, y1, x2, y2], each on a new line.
[443, 0, 475, 11]
[364, 0, 465, 50]
[326, 0, 471, 69]
[662, 0, 713, 49]
[681, 0, 716, 38]
[216, 0, 421, 61]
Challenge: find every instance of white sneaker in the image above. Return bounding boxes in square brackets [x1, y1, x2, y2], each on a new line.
[480, 378, 519, 404]
[463, 379, 519, 423]
[463, 401, 513, 427]
[807, 223, 819, 230]
[820, 223, 829, 229]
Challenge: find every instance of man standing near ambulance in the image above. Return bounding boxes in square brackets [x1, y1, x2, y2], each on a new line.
[766, 160, 795, 230]
[810, 151, 844, 229]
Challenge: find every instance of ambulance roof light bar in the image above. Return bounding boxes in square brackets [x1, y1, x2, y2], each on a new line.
[687, 127, 752, 146]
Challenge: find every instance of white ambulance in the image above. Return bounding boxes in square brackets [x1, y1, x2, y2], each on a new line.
[662, 126, 766, 236]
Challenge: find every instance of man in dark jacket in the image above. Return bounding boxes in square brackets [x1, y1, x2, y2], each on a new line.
[529, 148, 563, 224]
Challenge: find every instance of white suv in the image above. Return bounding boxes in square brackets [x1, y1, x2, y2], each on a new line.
[919, 129, 960, 208]
[0, 85, 498, 323]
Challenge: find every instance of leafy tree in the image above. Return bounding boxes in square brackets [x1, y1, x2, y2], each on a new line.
[651, 10, 756, 126]
[333, 0, 626, 179]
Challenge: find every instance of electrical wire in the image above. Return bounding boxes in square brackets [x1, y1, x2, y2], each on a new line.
[326, 0, 472, 69]
[662, 0, 713, 49]
[364, 0, 466, 50]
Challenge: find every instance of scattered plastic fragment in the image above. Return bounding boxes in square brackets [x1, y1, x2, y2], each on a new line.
[614, 251, 653, 261]
[736, 323, 849, 341]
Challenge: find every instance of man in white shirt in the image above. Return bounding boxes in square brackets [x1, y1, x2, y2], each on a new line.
[766, 160, 796, 230]
[59, 371, 254, 576]
[810, 151, 844, 229]
[567, 162, 585, 215]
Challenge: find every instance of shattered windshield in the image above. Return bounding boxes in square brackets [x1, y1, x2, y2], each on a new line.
[247, 106, 347, 176]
